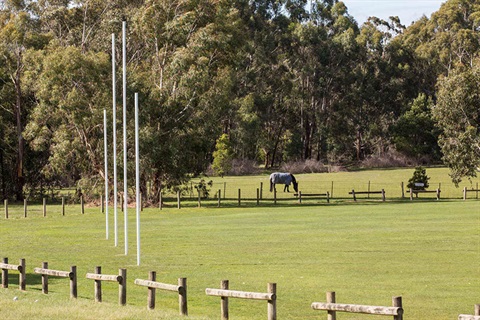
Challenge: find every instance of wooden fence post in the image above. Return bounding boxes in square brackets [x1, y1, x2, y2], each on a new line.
[81, 195, 84, 214]
[159, 192, 162, 210]
[179, 277, 188, 316]
[101, 195, 104, 213]
[401, 182, 404, 198]
[326, 191, 330, 203]
[298, 191, 302, 204]
[409, 188, 413, 201]
[4, 199, 8, 219]
[436, 188, 441, 200]
[274, 188, 277, 205]
[393, 296, 403, 320]
[24, 199, 27, 218]
[177, 191, 181, 209]
[352, 190, 356, 201]
[70, 266, 77, 299]
[147, 271, 156, 310]
[41, 262, 48, 294]
[218, 189, 221, 208]
[2, 257, 7, 288]
[257, 188, 260, 206]
[475, 304, 480, 315]
[43, 198, 47, 217]
[221, 280, 229, 320]
[62, 197, 65, 216]
[19, 258, 25, 291]
[382, 189, 386, 202]
[267, 283, 276, 320]
[94, 266, 102, 302]
[119, 268, 127, 306]
[327, 291, 336, 320]
[463, 187, 467, 200]
[238, 189, 241, 207]
[260, 182, 263, 200]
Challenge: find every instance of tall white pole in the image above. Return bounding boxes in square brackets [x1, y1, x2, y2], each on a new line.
[103, 109, 109, 240]
[134, 93, 140, 266]
[122, 20, 128, 256]
[112, 33, 118, 247]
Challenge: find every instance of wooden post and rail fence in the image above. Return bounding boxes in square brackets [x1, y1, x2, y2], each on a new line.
[1, 258, 26, 290]
[206, 280, 276, 320]
[33, 262, 77, 298]
[311, 291, 403, 320]
[86, 266, 127, 305]
[458, 304, 480, 320]
[134, 271, 188, 315]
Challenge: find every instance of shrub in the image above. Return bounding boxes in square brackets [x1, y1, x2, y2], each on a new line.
[407, 166, 430, 190]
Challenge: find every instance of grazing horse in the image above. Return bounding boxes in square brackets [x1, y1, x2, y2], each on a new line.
[269, 172, 298, 193]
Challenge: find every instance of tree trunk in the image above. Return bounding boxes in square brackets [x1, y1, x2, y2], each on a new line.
[14, 54, 25, 201]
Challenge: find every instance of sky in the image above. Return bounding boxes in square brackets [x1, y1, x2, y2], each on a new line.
[341, 0, 446, 26]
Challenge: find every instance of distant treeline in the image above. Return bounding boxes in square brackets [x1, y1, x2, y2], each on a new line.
[0, 0, 479, 199]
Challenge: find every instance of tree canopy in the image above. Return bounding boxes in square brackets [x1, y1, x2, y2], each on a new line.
[0, 0, 479, 200]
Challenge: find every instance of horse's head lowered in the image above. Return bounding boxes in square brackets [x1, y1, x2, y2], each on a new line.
[291, 174, 298, 193]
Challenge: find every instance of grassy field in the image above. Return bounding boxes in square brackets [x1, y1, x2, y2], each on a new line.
[0, 167, 479, 319]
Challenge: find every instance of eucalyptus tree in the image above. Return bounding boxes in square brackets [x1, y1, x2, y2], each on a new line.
[433, 62, 480, 185]
[23, 45, 111, 193]
[0, 0, 51, 199]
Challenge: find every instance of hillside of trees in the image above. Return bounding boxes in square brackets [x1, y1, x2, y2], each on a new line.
[1, 0, 479, 200]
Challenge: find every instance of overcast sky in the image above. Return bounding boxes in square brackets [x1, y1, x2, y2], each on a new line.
[341, 0, 446, 26]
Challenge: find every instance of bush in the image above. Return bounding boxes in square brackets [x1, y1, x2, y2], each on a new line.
[407, 166, 430, 190]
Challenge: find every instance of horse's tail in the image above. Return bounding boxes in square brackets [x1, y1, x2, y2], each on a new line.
[270, 179, 273, 192]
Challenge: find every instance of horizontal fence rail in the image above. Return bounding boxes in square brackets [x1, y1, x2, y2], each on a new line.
[206, 280, 276, 320]
[458, 304, 480, 320]
[134, 271, 187, 315]
[311, 292, 403, 320]
[1, 258, 26, 290]
[86, 267, 126, 305]
[33, 262, 77, 298]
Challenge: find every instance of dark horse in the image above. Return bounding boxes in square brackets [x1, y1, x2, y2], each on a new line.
[269, 172, 298, 193]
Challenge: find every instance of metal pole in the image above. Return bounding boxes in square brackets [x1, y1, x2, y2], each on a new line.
[135, 93, 140, 266]
[122, 20, 128, 255]
[104, 109, 109, 240]
[112, 33, 118, 247]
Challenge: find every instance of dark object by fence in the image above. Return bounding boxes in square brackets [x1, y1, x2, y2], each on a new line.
[206, 280, 276, 320]
[33, 262, 77, 298]
[134, 271, 187, 315]
[86, 267, 126, 305]
[458, 304, 480, 320]
[349, 189, 386, 202]
[311, 291, 403, 320]
[1, 258, 26, 290]
[409, 188, 440, 200]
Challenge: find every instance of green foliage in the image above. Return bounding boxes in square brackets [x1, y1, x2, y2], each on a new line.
[0, 0, 480, 198]
[433, 61, 480, 185]
[407, 166, 430, 190]
[212, 134, 233, 177]
[392, 93, 440, 160]
[193, 178, 213, 198]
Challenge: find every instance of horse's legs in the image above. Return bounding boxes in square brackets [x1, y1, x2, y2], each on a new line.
[284, 184, 289, 192]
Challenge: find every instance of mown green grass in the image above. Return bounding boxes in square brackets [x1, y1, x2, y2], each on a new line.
[1, 168, 479, 319]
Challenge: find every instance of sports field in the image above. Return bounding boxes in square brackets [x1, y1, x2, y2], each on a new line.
[1, 168, 479, 319]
